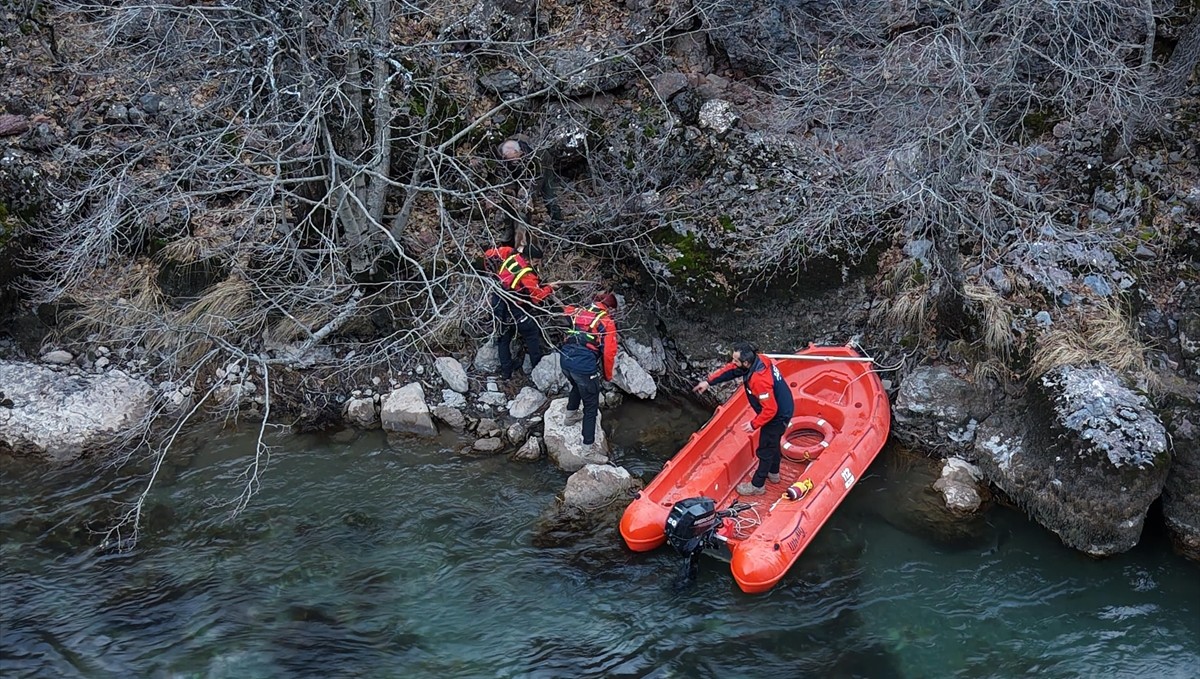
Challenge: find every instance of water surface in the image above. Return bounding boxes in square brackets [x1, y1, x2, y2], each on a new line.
[1, 401, 1196, 678]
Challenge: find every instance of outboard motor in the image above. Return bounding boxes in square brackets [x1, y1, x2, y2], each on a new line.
[664, 497, 749, 591]
[665, 497, 719, 557]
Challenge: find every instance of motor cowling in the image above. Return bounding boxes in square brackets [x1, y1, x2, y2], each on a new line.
[664, 497, 718, 556]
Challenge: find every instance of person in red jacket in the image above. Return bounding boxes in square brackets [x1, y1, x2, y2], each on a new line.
[559, 292, 619, 447]
[484, 243, 555, 380]
[693, 342, 795, 495]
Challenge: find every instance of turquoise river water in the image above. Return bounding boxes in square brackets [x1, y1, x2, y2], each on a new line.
[1, 397, 1197, 678]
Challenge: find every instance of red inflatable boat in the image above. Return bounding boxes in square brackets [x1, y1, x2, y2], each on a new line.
[620, 344, 891, 593]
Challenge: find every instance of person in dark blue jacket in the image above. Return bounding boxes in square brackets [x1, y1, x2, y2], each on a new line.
[559, 293, 619, 447]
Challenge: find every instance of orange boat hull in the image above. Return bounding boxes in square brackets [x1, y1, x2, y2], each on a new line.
[619, 344, 891, 593]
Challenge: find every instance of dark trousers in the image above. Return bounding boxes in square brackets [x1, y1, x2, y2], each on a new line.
[493, 296, 543, 379]
[751, 419, 787, 487]
[563, 367, 601, 445]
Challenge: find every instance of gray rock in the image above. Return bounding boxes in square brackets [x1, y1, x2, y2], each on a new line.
[344, 397, 379, 429]
[547, 49, 630, 95]
[479, 69, 522, 96]
[139, 93, 161, 115]
[543, 398, 609, 472]
[651, 71, 689, 100]
[0, 360, 154, 462]
[431, 405, 466, 431]
[508, 386, 547, 419]
[41, 350, 73, 365]
[982, 266, 1012, 296]
[1160, 391, 1200, 561]
[475, 417, 502, 438]
[531, 352, 567, 393]
[932, 458, 984, 514]
[380, 383, 437, 438]
[562, 464, 640, 510]
[506, 420, 530, 445]
[105, 104, 128, 124]
[434, 356, 469, 394]
[892, 366, 990, 457]
[1082, 273, 1113, 297]
[698, 99, 738, 136]
[1042, 365, 1167, 469]
[970, 365, 1170, 556]
[441, 389, 467, 409]
[478, 391, 507, 407]
[611, 351, 657, 399]
[474, 343, 500, 373]
[622, 337, 666, 375]
[1035, 310, 1053, 327]
[510, 435, 543, 462]
[93, 356, 111, 370]
[472, 437, 505, 454]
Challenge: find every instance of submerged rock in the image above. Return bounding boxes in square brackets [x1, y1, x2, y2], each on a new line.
[932, 458, 986, 514]
[0, 360, 153, 462]
[562, 464, 641, 510]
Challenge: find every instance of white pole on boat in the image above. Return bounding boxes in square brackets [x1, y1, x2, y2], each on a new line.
[764, 353, 876, 363]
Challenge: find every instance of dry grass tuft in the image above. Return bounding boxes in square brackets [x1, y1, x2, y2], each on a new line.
[964, 283, 1013, 359]
[886, 283, 931, 334]
[157, 236, 213, 265]
[1029, 297, 1152, 384]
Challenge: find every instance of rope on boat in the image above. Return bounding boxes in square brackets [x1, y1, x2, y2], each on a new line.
[728, 503, 762, 538]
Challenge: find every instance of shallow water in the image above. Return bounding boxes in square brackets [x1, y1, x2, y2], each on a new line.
[1, 399, 1197, 679]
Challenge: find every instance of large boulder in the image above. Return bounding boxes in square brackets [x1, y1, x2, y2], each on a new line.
[380, 383, 437, 437]
[611, 351, 657, 400]
[892, 366, 991, 457]
[562, 464, 642, 510]
[434, 356, 469, 394]
[543, 398, 609, 472]
[1159, 387, 1200, 561]
[0, 360, 154, 463]
[973, 365, 1169, 556]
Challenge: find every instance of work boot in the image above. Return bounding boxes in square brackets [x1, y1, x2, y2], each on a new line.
[563, 408, 583, 424]
[736, 482, 766, 496]
[580, 441, 607, 460]
[768, 473, 780, 484]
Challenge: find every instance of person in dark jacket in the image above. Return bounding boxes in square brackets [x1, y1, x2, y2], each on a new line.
[484, 243, 555, 380]
[494, 136, 561, 247]
[559, 292, 619, 447]
[693, 342, 795, 495]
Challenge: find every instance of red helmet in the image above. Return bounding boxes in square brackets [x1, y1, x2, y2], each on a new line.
[594, 292, 618, 310]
